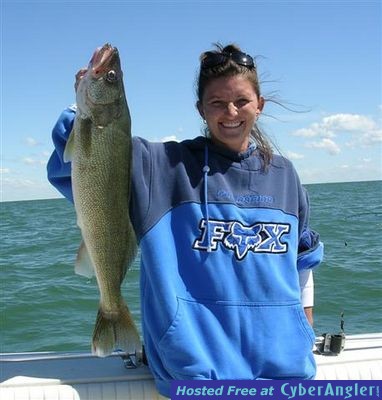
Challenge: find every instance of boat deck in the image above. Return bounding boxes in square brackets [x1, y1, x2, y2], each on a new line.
[1, 333, 381, 399]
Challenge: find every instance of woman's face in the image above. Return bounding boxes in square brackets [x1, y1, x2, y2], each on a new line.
[197, 75, 264, 153]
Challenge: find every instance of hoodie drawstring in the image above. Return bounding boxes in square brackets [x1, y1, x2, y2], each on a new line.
[203, 144, 211, 252]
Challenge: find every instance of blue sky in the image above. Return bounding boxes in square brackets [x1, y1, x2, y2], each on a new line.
[1, 0, 381, 201]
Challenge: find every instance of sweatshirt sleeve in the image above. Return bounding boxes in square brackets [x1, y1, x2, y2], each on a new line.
[46, 106, 76, 203]
[297, 187, 324, 271]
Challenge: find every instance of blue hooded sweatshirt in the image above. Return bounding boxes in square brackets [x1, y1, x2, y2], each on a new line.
[47, 107, 323, 397]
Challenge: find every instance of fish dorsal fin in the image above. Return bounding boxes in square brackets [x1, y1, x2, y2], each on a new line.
[63, 129, 75, 163]
[75, 240, 95, 278]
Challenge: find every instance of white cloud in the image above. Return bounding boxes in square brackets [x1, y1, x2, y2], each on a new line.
[286, 151, 304, 160]
[0, 168, 11, 174]
[161, 135, 179, 142]
[1, 175, 60, 202]
[321, 114, 377, 132]
[306, 138, 341, 155]
[4, 177, 36, 187]
[22, 157, 35, 165]
[291, 112, 381, 156]
[298, 160, 381, 184]
[291, 113, 380, 141]
[25, 137, 40, 146]
[20, 150, 50, 167]
[346, 128, 382, 147]
[22, 157, 47, 166]
[291, 127, 319, 138]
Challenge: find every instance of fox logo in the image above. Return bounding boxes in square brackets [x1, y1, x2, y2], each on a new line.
[193, 219, 290, 260]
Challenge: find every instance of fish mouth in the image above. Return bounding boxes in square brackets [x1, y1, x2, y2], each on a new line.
[89, 44, 119, 78]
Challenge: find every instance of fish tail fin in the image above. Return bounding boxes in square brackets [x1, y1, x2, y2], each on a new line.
[91, 303, 141, 358]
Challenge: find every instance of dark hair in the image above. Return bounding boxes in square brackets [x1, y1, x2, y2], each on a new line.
[197, 43, 273, 168]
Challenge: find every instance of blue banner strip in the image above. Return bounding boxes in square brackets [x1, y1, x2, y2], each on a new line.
[171, 380, 381, 400]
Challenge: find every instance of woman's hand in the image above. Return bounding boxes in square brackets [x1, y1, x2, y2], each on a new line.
[75, 68, 88, 92]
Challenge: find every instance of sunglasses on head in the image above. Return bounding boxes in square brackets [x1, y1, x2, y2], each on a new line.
[201, 50, 255, 69]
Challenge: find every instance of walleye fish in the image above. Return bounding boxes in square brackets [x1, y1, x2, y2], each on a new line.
[64, 44, 141, 358]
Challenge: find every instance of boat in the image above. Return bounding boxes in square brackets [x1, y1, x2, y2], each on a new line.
[1, 333, 381, 400]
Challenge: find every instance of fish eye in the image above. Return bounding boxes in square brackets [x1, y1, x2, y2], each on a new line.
[106, 70, 117, 82]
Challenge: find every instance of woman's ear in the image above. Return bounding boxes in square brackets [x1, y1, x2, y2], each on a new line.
[257, 96, 265, 115]
[196, 101, 205, 120]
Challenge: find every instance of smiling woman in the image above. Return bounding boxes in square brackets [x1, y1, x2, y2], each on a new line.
[196, 44, 271, 165]
[46, 42, 323, 398]
[197, 75, 264, 152]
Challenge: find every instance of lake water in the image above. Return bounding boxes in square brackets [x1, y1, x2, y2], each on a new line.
[1, 180, 381, 353]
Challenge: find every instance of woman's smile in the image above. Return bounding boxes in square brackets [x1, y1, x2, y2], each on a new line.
[220, 121, 243, 128]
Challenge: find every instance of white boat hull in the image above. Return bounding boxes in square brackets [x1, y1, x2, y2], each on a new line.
[1, 333, 381, 400]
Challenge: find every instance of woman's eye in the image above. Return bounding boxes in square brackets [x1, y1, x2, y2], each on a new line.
[236, 99, 250, 108]
[211, 101, 225, 108]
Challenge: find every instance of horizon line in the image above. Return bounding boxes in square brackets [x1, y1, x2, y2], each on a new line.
[2, 179, 381, 203]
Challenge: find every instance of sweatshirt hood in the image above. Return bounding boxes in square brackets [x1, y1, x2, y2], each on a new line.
[186, 136, 257, 162]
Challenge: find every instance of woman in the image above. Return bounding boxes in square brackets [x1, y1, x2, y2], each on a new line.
[47, 43, 323, 398]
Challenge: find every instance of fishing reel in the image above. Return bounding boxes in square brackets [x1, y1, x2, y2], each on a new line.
[316, 312, 346, 356]
[120, 348, 145, 369]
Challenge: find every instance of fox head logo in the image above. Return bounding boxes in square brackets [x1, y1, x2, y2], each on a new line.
[224, 222, 262, 260]
[193, 219, 290, 260]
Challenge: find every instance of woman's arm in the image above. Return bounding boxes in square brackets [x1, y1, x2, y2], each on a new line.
[46, 106, 76, 202]
[297, 187, 323, 327]
[304, 307, 314, 326]
[299, 268, 315, 326]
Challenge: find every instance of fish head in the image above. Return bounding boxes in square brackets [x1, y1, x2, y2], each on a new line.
[76, 44, 127, 125]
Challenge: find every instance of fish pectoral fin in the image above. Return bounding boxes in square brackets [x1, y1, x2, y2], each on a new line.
[75, 240, 95, 278]
[63, 128, 75, 163]
[76, 215, 84, 231]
